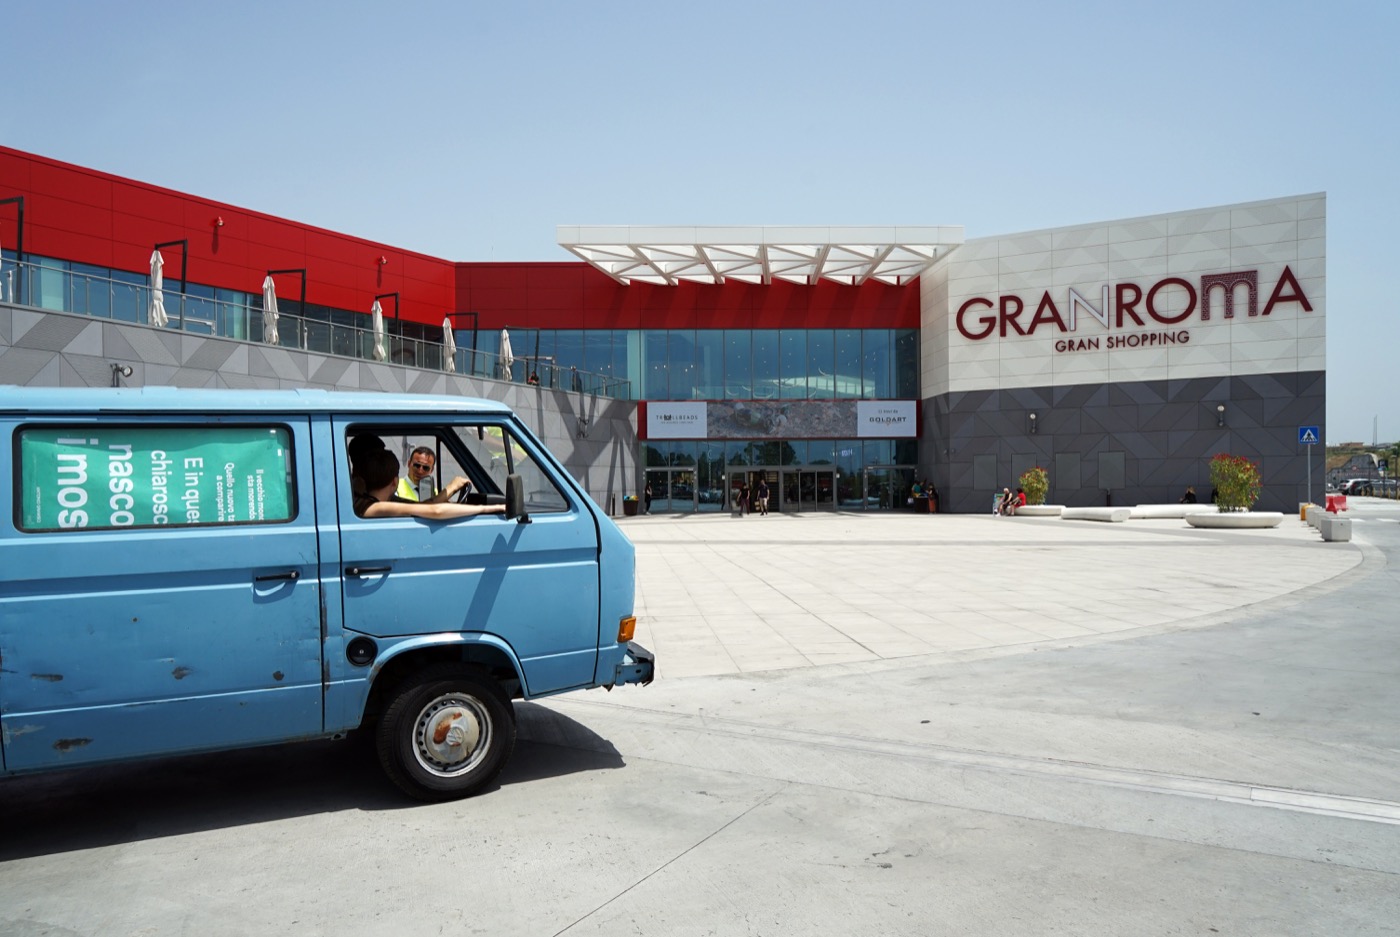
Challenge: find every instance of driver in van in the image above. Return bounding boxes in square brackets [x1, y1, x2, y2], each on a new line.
[355, 449, 504, 520]
[396, 446, 471, 503]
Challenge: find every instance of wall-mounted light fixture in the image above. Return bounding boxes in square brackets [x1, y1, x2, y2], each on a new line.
[378, 255, 388, 266]
[213, 216, 224, 227]
[1028, 412, 1038, 435]
[1216, 403, 1226, 427]
[110, 363, 133, 387]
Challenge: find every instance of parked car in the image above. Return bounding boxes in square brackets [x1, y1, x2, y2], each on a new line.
[1340, 478, 1374, 496]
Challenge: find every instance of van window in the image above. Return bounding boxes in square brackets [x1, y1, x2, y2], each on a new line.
[453, 425, 569, 513]
[347, 422, 569, 515]
[16, 425, 295, 532]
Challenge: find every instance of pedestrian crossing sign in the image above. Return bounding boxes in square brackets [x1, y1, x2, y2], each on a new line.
[1299, 426, 1320, 445]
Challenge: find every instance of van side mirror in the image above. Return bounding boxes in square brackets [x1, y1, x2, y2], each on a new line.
[505, 473, 528, 523]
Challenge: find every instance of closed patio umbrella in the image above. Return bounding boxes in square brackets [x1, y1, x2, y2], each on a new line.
[442, 318, 457, 373]
[148, 250, 169, 328]
[499, 328, 514, 380]
[261, 275, 280, 345]
[371, 300, 388, 362]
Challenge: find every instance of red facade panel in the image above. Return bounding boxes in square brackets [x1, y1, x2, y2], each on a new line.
[28, 162, 112, 213]
[4, 146, 922, 333]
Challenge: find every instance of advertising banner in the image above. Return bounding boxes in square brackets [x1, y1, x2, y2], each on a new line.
[647, 402, 708, 439]
[20, 426, 294, 531]
[856, 401, 917, 438]
[647, 400, 918, 440]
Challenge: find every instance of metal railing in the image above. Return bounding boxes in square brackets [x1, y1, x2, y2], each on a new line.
[0, 258, 630, 398]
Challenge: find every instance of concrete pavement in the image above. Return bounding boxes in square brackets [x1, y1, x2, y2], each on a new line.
[622, 507, 1365, 678]
[2, 500, 1397, 936]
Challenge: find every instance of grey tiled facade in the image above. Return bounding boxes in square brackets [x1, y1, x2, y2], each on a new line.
[0, 304, 641, 513]
[926, 370, 1326, 514]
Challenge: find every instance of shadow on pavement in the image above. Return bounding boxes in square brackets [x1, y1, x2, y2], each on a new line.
[0, 701, 623, 861]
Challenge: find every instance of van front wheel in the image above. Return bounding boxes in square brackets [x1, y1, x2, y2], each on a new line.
[376, 666, 516, 801]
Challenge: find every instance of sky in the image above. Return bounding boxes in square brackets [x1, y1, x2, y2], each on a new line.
[7, 1, 1397, 444]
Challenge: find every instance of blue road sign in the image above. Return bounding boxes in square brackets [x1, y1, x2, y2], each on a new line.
[1299, 425, 1320, 445]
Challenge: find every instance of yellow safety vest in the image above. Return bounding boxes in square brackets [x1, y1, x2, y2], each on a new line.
[396, 477, 435, 502]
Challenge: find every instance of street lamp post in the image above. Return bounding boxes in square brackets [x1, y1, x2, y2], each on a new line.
[1, 196, 25, 303]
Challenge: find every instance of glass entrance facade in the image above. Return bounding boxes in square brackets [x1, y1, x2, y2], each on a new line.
[644, 438, 917, 514]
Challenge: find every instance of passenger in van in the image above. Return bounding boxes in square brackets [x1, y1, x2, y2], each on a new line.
[396, 446, 471, 503]
[348, 433, 388, 498]
[354, 449, 505, 520]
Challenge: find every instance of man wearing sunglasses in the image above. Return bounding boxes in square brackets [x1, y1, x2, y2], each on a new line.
[396, 446, 471, 503]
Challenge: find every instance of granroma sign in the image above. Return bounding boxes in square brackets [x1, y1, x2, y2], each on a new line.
[955, 266, 1313, 351]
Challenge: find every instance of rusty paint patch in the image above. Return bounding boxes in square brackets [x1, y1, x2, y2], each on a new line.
[53, 738, 93, 752]
[30, 673, 64, 682]
[172, 666, 193, 680]
[272, 671, 284, 681]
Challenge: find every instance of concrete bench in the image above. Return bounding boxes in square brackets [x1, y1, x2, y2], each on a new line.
[1185, 512, 1285, 529]
[1061, 507, 1130, 522]
[1128, 503, 1220, 519]
[1014, 504, 1063, 517]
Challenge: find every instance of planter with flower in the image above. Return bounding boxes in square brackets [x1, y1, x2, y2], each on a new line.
[1014, 466, 1063, 517]
[1186, 453, 1282, 528]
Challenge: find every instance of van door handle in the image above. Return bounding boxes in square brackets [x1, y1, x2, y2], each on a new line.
[255, 570, 301, 583]
[345, 566, 392, 577]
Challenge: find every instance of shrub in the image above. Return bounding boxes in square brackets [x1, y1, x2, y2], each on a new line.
[1209, 453, 1262, 512]
[1019, 466, 1049, 505]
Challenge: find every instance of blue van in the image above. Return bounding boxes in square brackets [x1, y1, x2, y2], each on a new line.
[0, 387, 653, 800]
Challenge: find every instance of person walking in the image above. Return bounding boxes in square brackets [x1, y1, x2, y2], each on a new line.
[755, 476, 769, 515]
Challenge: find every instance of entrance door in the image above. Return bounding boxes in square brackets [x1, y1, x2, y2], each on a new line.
[774, 467, 837, 512]
[670, 470, 696, 513]
[645, 469, 696, 513]
[645, 469, 668, 514]
[865, 466, 917, 511]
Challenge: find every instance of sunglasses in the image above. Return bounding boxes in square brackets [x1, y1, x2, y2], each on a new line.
[410, 462, 433, 471]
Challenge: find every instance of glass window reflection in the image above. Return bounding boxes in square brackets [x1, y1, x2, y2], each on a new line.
[779, 330, 806, 400]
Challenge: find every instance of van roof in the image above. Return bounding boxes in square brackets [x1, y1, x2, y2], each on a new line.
[0, 386, 514, 417]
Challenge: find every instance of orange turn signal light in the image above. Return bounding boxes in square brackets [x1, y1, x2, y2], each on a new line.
[617, 616, 636, 643]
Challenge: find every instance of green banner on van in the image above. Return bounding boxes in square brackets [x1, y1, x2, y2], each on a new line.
[20, 426, 294, 531]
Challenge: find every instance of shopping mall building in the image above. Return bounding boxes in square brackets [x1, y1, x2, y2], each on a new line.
[0, 146, 1325, 513]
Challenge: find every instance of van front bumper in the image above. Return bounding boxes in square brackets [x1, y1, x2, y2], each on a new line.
[614, 641, 655, 686]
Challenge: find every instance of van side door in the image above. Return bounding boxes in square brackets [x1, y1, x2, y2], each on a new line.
[334, 416, 601, 696]
[0, 417, 323, 773]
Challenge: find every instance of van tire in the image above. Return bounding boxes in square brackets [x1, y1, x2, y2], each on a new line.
[375, 665, 516, 801]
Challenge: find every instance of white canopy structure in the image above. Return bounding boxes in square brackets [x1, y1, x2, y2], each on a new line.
[557, 225, 963, 287]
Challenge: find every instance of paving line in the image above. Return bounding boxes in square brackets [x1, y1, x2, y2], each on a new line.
[543, 700, 1400, 827]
